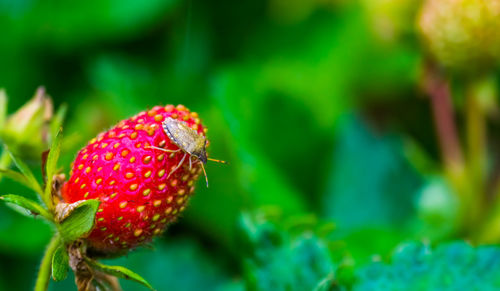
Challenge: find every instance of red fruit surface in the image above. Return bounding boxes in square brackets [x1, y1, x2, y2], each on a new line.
[62, 104, 205, 254]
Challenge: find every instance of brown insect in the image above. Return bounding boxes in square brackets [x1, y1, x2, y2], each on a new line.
[147, 117, 227, 187]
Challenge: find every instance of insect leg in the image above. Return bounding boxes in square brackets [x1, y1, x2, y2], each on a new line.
[200, 162, 209, 188]
[167, 153, 187, 179]
[145, 145, 181, 153]
[189, 156, 192, 170]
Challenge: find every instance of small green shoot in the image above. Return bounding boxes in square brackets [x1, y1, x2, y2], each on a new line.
[85, 258, 155, 290]
[44, 129, 63, 210]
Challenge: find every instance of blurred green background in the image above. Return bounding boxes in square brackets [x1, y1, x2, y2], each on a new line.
[3, 0, 500, 290]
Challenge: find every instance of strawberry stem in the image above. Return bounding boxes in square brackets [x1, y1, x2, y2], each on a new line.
[424, 62, 464, 176]
[464, 78, 489, 234]
[35, 235, 60, 291]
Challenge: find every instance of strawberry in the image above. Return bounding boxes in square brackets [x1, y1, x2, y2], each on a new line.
[62, 104, 205, 255]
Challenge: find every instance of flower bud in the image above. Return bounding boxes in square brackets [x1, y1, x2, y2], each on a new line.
[0, 87, 54, 160]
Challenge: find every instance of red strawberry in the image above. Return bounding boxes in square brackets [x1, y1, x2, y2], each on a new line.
[62, 104, 205, 255]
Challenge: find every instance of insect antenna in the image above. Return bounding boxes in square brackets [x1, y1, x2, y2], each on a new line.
[207, 158, 228, 164]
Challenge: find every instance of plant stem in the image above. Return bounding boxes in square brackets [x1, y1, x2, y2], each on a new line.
[424, 62, 465, 182]
[469, 76, 500, 243]
[423, 61, 475, 235]
[35, 235, 60, 291]
[466, 80, 487, 197]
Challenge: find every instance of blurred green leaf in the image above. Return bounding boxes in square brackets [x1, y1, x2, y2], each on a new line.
[87, 55, 154, 117]
[0, 89, 6, 129]
[8, 149, 44, 196]
[58, 200, 100, 243]
[2, 0, 181, 49]
[321, 115, 422, 262]
[0, 194, 51, 220]
[333, 228, 407, 266]
[107, 237, 242, 291]
[0, 204, 52, 255]
[352, 241, 500, 290]
[51, 245, 69, 282]
[220, 6, 370, 129]
[86, 259, 154, 290]
[211, 67, 309, 211]
[0, 168, 37, 192]
[323, 115, 421, 229]
[238, 212, 335, 291]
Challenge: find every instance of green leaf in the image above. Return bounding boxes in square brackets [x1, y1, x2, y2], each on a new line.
[352, 241, 500, 290]
[0, 194, 52, 220]
[44, 129, 62, 208]
[107, 238, 241, 291]
[51, 244, 69, 281]
[7, 149, 44, 196]
[58, 199, 100, 243]
[86, 259, 154, 290]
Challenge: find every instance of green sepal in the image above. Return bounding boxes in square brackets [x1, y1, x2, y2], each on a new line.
[58, 200, 100, 243]
[0, 194, 52, 221]
[7, 149, 44, 196]
[51, 244, 69, 281]
[85, 259, 155, 290]
[50, 104, 67, 141]
[44, 129, 62, 208]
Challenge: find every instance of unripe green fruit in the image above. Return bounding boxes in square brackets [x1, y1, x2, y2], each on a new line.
[417, 177, 459, 239]
[418, 0, 500, 73]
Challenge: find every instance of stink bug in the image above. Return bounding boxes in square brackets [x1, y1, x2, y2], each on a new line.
[147, 117, 227, 187]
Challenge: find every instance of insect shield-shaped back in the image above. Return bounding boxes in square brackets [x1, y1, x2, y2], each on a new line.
[161, 117, 227, 187]
[162, 117, 208, 163]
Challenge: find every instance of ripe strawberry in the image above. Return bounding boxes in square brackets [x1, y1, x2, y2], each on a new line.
[62, 104, 205, 255]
